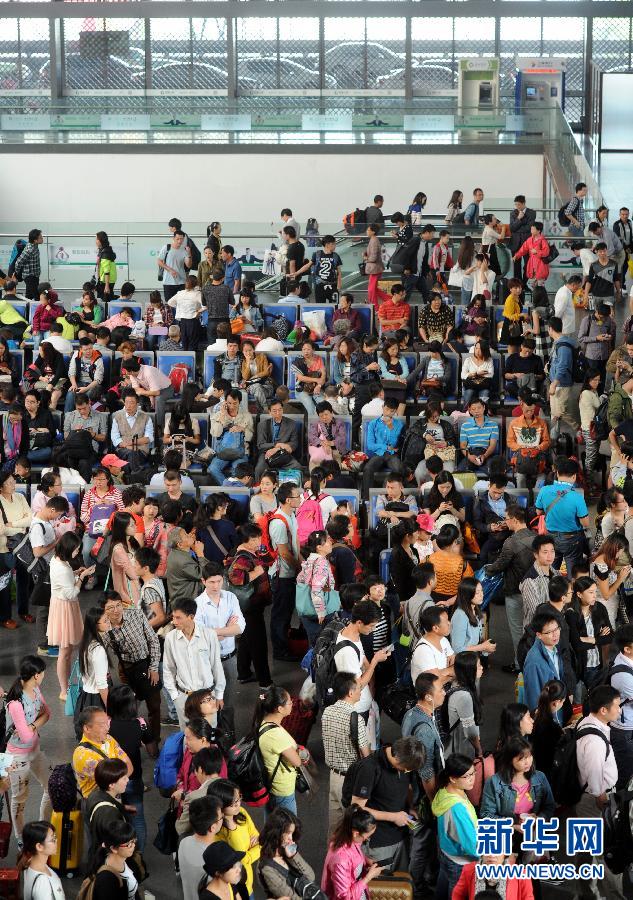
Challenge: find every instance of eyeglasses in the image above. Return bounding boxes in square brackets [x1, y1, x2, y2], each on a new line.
[541, 625, 561, 635]
[119, 839, 137, 847]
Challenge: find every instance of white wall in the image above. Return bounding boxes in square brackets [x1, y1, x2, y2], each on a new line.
[0, 151, 544, 224]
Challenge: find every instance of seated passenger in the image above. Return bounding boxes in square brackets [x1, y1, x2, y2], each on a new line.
[504, 336, 545, 399]
[307, 401, 349, 471]
[456, 397, 499, 473]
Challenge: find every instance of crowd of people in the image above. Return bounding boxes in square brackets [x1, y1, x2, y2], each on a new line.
[0, 193, 632, 900]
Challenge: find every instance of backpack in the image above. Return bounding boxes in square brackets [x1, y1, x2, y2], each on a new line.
[516, 625, 536, 670]
[437, 686, 468, 748]
[558, 340, 586, 384]
[260, 511, 292, 567]
[451, 212, 466, 225]
[543, 242, 559, 265]
[296, 492, 325, 546]
[76, 866, 123, 900]
[558, 200, 577, 227]
[14, 523, 48, 581]
[153, 730, 185, 794]
[7, 239, 26, 279]
[314, 625, 360, 708]
[186, 237, 201, 271]
[379, 683, 416, 725]
[168, 363, 190, 395]
[270, 314, 291, 342]
[88, 501, 118, 539]
[343, 208, 366, 234]
[341, 754, 371, 809]
[400, 419, 428, 470]
[548, 719, 610, 807]
[226, 722, 279, 807]
[48, 764, 79, 813]
[603, 786, 633, 874]
[592, 395, 611, 442]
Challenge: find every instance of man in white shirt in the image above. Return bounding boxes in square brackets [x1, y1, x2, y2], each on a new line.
[334, 600, 390, 717]
[554, 275, 582, 335]
[256, 330, 285, 353]
[178, 796, 224, 900]
[163, 597, 226, 730]
[31, 495, 68, 656]
[194, 562, 245, 708]
[360, 383, 385, 418]
[575, 685, 624, 899]
[571, 240, 597, 277]
[46, 322, 73, 355]
[410, 606, 455, 685]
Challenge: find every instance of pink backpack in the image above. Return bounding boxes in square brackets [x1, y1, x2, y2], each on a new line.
[296, 491, 325, 546]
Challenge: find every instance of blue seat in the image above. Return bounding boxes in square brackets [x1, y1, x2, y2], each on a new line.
[187, 413, 209, 472]
[258, 414, 305, 463]
[12, 302, 27, 321]
[107, 302, 143, 322]
[156, 351, 196, 395]
[204, 351, 221, 387]
[302, 305, 335, 343]
[403, 352, 418, 401]
[379, 549, 392, 583]
[10, 350, 24, 381]
[360, 416, 407, 454]
[99, 349, 113, 388]
[262, 305, 297, 338]
[323, 487, 360, 513]
[260, 353, 285, 389]
[491, 354, 503, 400]
[146, 483, 197, 498]
[368, 487, 418, 529]
[287, 351, 327, 399]
[63, 485, 82, 518]
[115, 350, 155, 367]
[355, 305, 373, 335]
[14, 483, 29, 499]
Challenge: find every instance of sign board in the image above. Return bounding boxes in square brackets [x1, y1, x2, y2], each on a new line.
[403, 114, 455, 132]
[301, 113, 353, 131]
[100, 114, 151, 131]
[48, 244, 129, 267]
[0, 114, 51, 131]
[200, 114, 252, 132]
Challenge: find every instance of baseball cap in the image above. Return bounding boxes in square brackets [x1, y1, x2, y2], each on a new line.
[416, 513, 435, 534]
[202, 842, 244, 876]
[101, 454, 129, 469]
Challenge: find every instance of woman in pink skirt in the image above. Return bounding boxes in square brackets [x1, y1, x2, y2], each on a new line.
[47, 532, 94, 699]
[108, 511, 141, 607]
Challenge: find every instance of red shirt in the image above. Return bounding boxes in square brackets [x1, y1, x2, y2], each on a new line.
[378, 299, 411, 324]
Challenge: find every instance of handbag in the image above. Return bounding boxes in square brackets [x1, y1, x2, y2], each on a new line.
[266, 448, 293, 469]
[0, 501, 24, 555]
[448, 263, 464, 287]
[295, 580, 341, 618]
[216, 429, 244, 461]
[230, 316, 245, 335]
[153, 800, 179, 855]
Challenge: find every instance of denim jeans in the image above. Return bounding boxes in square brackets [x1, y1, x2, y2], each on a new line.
[461, 387, 490, 409]
[505, 593, 524, 667]
[266, 793, 297, 817]
[552, 530, 588, 578]
[208, 454, 249, 486]
[32, 331, 50, 352]
[295, 390, 317, 416]
[300, 615, 322, 648]
[610, 726, 633, 789]
[82, 533, 97, 567]
[123, 775, 146, 852]
[27, 446, 52, 464]
[460, 286, 473, 305]
[436, 852, 465, 900]
[270, 576, 296, 657]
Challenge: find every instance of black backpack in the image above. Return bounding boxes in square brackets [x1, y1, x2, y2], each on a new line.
[452, 212, 466, 225]
[226, 722, 279, 807]
[186, 236, 201, 271]
[592, 395, 610, 442]
[341, 753, 374, 809]
[603, 786, 633, 874]
[558, 340, 586, 384]
[558, 201, 576, 227]
[548, 719, 610, 807]
[400, 419, 429, 470]
[314, 621, 360, 708]
[517, 625, 536, 671]
[543, 242, 559, 265]
[379, 683, 416, 726]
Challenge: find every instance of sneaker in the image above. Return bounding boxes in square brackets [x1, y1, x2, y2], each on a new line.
[161, 716, 179, 727]
[19, 614, 35, 624]
[0, 620, 18, 630]
[36, 646, 49, 656]
[47, 646, 59, 658]
[238, 674, 256, 684]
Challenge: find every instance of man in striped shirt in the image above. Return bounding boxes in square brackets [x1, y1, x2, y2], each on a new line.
[456, 398, 499, 472]
[564, 182, 588, 237]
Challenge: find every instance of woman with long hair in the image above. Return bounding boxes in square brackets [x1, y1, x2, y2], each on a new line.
[86, 819, 138, 900]
[389, 519, 420, 607]
[462, 293, 489, 345]
[408, 191, 427, 226]
[240, 339, 273, 411]
[195, 493, 238, 565]
[480, 737, 555, 851]
[595, 487, 628, 554]
[431, 753, 478, 900]
[451, 578, 497, 656]
[95, 231, 117, 299]
[48, 532, 93, 699]
[108, 511, 140, 606]
[442, 652, 483, 758]
[531, 679, 566, 781]
[31, 469, 76, 539]
[331, 337, 357, 385]
[76, 605, 110, 721]
[460, 338, 493, 410]
[471, 254, 494, 301]
[0, 335, 19, 387]
[580, 370, 602, 486]
[454, 236, 477, 305]
[566, 576, 612, 693]
[0, 403, 29, 473]
[6, 655, 51, 844]
[495, 703, 534, 753]
[173, 718, 227, 809]
[228, 523, 272, 690]
[18, 820, 65, 900]
[0, 468, 32, 629]
[378, 338, 409, 416]
[591, 532, 632, 628]
[296, 529, 335, 646]
[206, 221, 223, 267]
[207, 778, 261, 897]
[163, 402, 201, 466]
[414, 340, 451, 401]
[231, 290, 264, 334]
[72, 289, 103, 335]
[250, 470, 277, 521]
[445, 190, 463, 225]
[322, 806, 382, 900]
[106, 684, 150, 852]
[258, 808, 315, 900]
[297, 468, 337, 545]
[252, 686, 306, 815]
[529, 286, 552, 359]
[426, 471, 465, 524]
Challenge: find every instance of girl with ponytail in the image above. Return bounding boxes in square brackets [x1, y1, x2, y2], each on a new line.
[252, 686, 306, 815]
[296, 529, 335, 646]
[18, 820, 65, 900]
[296, 466, 337, 546]
[322, 805, 383, 900]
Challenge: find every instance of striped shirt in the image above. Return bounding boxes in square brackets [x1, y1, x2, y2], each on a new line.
[460, 416, 499, 451]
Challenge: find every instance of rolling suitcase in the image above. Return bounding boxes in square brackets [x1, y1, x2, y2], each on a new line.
[49, 810, 83, 877]
[370, 871, 414, 900]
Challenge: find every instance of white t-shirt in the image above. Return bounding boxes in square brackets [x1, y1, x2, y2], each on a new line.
[411, 636, 454, 684]
[256, 337, 285, 352]
[554, 286, 575, 335]
[178, 835, 206, 900]
[82, 641, 109, 694]
[361, 398, 384, 417]
[23, 867, 65, 900]
[46, 335, 73, 355]
[335, 632, 372, 713]
[29, 517, 56, 563]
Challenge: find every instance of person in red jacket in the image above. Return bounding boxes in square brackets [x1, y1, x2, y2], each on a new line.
[32, 285, 63, 350]
[453, 856, 534, 900]
[512, 222, 550, 288]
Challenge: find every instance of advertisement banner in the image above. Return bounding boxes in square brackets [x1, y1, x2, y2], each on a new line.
[48, 245, 129, 267]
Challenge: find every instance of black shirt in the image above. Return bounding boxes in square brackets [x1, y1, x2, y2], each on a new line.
[504, 352, 544, 378]
[286, 242, 305, 278]
[108, 717, 147, 780]
[350, 747, 414, 847]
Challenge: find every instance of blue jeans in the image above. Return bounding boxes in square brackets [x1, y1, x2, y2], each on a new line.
[568, 225, 584, 238]
[32, 331, 50, 351]
[300, 616, 322, 648]
[436, 852, 465, 900]
[460, 286, 473, 305]
[266, 793, 297, 817]
[122, 776, 146, 852]
[27, 446, 52, 463]
[461, 387, 489, 409]
[82, 533, 97, 567]
[295, 390, 317, 416]
[551, 530, 588, 578]
[208, 454, 249, 486]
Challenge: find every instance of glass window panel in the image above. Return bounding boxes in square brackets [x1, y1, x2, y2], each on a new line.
[499, 17, 542, 94]
[0, 18, 48, 94]
[191, 19, 227, 90]
[411, 17, 455, 92]
[278, 18, 320, 90]
[324, 19, 366, 90]
[593, 18, 632, 71]
[237, 18, 279, 92]
[63, 18, 142, 92]
[150, 18, 192, 91]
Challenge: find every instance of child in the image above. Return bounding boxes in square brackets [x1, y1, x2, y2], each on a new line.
[336, 499, 361, 550]
[134, 545, 168, 630]
[102, 306, 135, 347]
[414, 512, 435, 562]
[145, 289, 173, 350]
[13, 455, 31, 485]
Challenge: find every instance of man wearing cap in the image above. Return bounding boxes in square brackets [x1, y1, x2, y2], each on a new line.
[120, 356, 174, 431]
[100, 453, 129, 486]
[166, 526, 209, 608]
[111, 389, 154, 471]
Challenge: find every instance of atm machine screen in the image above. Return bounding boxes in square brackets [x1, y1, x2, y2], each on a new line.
[526, 86, 537, 100]
[479, 82, 493, 106]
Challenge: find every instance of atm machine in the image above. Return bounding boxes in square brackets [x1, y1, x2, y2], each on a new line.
[458, 58, 500, 114]
[515, 57, 566, 111]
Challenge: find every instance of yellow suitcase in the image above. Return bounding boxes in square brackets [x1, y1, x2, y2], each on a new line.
[49, 810, 83, 876]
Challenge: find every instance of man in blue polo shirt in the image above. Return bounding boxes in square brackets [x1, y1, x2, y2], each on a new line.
[456, 398, 498, 472]
[362, 397, 405, 496]
[221, 245, 242, 295]
[535, 458, 589, 575]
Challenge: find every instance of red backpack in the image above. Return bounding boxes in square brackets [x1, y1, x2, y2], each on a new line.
[168, 363, 190, 394]
[259, 511, 292, 566]
[296, 491, 325, 546]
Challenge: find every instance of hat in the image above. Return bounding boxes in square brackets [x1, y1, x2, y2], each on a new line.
[416, 513, 435, 534]
[202, 842, 244, 876]
[101, 454, 128, 469]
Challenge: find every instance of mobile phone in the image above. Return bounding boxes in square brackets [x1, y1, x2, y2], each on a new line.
[384, 644, 394, 654]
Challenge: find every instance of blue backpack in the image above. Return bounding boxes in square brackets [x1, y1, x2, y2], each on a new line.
[153, 730, 184, 795]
